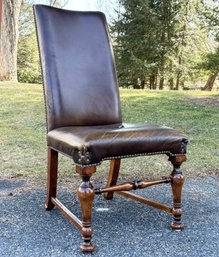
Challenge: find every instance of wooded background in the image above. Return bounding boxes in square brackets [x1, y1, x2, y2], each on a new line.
[0, 0, 219, 91]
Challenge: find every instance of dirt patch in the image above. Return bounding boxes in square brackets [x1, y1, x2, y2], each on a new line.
[187, 96, 219, 108]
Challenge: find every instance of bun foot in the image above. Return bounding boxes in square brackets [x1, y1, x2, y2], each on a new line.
[171, 221, 184, 230]
[80, 242, 95, 252]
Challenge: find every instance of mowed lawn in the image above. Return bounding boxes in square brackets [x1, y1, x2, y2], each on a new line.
[1, 82, 219, 184]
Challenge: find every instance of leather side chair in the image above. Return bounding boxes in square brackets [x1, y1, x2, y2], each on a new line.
[33, 5, 188, 252]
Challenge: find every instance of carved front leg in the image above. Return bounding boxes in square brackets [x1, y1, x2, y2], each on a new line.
[169, 155, 186, 230]
[76, 166, 95, 252]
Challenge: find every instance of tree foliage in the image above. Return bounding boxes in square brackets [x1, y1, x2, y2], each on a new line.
[17, 1, 41, 83]
[17, 0, 69, 84]
[198, 0, 219, 90]
[112, 0, 216, 89]
[16, 0, 219, 90]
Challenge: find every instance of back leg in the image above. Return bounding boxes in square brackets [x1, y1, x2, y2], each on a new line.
[104, 159, 121, 200]
[45, 148, 58, 210]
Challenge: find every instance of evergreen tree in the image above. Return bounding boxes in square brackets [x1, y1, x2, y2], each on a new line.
[112, 0, 211, 89]
[200, 0, 219, 91]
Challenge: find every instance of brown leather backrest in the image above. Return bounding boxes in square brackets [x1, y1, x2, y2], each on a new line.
[33, 5, 122, 131]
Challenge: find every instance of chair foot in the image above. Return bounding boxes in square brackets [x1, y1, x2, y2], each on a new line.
[171, 220, 184, 230]
[80, 241, 95, 252]
[171, 201, 184, 230]
[45, 199, 54, 210]
[171, 206, 184, 230]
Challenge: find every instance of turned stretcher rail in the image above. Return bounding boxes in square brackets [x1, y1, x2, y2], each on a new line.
[95, 177, 171, 194]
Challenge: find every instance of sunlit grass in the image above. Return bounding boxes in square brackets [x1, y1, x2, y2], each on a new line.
[1, 82, 219, 184]
[120, 89, 219, 179]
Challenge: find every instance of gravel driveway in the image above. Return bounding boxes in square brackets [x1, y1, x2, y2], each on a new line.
[0, 176, 219, 257]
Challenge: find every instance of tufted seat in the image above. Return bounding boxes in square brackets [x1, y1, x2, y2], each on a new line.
[34, 4, 188, 253]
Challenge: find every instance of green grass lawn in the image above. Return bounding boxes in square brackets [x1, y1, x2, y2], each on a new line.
[1, 82, 219, 184]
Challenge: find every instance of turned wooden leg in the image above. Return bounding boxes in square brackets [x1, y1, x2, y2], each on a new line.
[45, 148, 58, 210]
[169, 155, 186, 230]
[104, 159, 121, 200]
[76, 166, 96, 252]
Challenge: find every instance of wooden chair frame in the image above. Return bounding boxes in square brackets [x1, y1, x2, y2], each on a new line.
[46, 148, 186, 252]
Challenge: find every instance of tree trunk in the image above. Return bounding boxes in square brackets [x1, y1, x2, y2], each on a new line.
[154, 73, 157, 89]
[0, 0, 22, 81]
[140, 79, 145, 89]
[159, 77, 164, 90]
[0, 0, 2, 36]
[150, 75, 155, 89]
[175, 75, 180, 90]
[202, 71, 219, 91]
[169, 77, 174, 90]
[149, 70, 158, 90]
[175, 56, 182, 90]
[133, 78, 140, 89]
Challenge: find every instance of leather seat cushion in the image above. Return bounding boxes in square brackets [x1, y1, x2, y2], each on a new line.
[47, 123, 188, 166]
